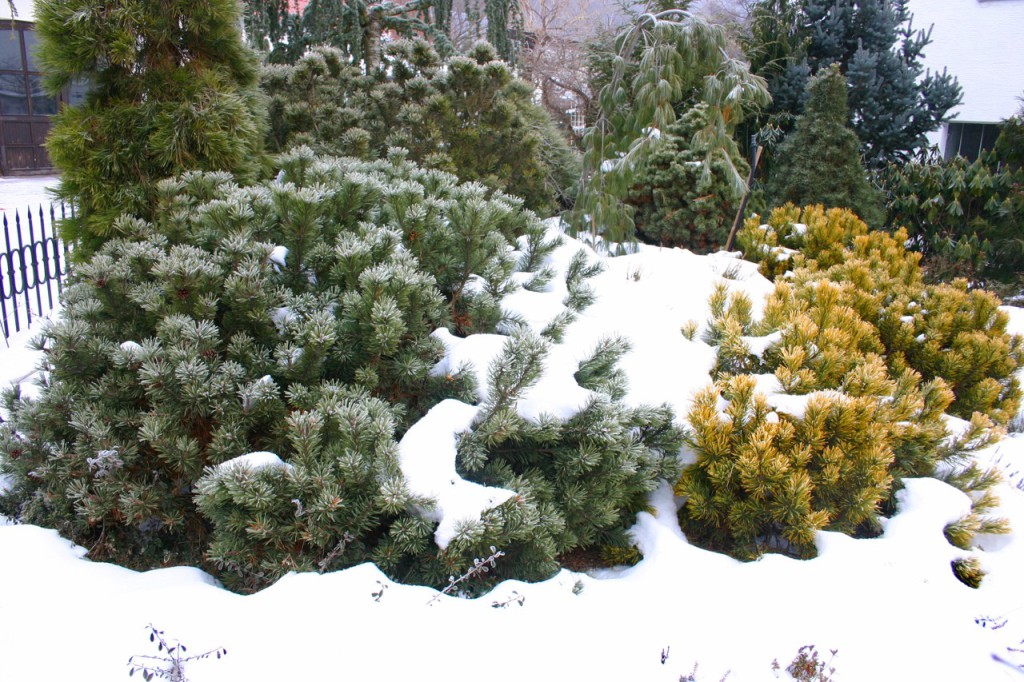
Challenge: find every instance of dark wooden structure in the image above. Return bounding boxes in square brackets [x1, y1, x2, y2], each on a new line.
[0, 21, 57, 175]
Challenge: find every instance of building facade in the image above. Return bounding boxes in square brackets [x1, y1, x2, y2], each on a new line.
[909, 0, 1024, 160]
[0, 0, 59, 174]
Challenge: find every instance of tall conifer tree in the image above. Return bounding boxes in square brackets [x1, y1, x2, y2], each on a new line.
[750, 0, 961, 166]
[37, 0, 267, 258]
[767, 64, 884, 226]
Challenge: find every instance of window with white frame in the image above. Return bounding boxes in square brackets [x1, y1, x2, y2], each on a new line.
[944, 122, 1001, 162]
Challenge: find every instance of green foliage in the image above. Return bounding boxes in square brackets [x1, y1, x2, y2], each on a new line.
[0, 150, 553, 576]
[243, 0, 521, 66]
[627, 104, 750, 250]
[766, 65, 884, 227]
[36, 0, 268, 259]
[749, 0, 962, 167]
[263, 41, 579, 216]
[678, 375, 896, 559]
[245, 0, 447, 66]
[995, 105, 1024, 168]
[453, 334, 684, 583]
[880, 150, 1024, 283]
[1, 146, 674, 592]
[195, 386, 426, 592]
[573, 8, 770, 246]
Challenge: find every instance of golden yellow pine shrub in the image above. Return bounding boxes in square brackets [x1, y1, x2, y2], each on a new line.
[677, 375, 898, 559]
[739, 204, 1021, 425]
[737, 204, 871, 280]
[701, 283, 769, 378]
[766, 280, 885, 393]
[878, 280, 1023, 425]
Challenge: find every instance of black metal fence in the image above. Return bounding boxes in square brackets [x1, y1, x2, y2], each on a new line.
[0, 203, 72, 344]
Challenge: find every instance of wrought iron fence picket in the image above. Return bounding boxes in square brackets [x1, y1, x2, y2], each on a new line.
[0, 202, 72, 345]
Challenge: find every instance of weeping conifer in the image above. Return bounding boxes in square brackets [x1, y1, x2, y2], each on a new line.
[573, 9, 769, 246]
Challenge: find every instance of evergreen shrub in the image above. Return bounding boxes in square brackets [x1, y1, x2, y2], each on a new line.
[677, 374, 897, 559]
[687, 203, 1019, 557]
[626, 104, 750, 251]
[880, 151, 1024, 284]
[0, 150, 537, 574]
[766, 65, 885, 227]
[1, 149, 678, 592]
[687, 316, 1004, 558]
[37, 0, 268, 259]
[262, 41, 579, 216]
[738, 205, 1022, 425]
[455, 335, 683, 581]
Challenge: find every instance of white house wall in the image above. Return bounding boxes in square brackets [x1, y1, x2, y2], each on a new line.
[908, 0, 1024, 151]
[0, 0, 35, 22]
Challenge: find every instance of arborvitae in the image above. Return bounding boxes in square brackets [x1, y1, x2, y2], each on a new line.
[0, 150, 555, 573]
[626, 104, 751, 250]
[37, 0, 267, 259]
[263, 41, 579, 216]
[767, 65, 884, 226]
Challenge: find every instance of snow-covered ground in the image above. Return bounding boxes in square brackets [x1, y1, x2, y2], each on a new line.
[2, 180, 1024, 681]
[0, 175, 59, 215]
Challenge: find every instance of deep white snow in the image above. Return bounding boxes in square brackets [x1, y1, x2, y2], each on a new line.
[1, 180, 1024, 682]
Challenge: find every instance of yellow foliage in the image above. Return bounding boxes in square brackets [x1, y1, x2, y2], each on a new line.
[678, 375, 900, 559]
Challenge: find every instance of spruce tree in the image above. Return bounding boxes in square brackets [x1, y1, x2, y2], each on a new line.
[767, 65, 884, 226]
[753, 0, 962, 167]
[37, 0, 268, 259]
